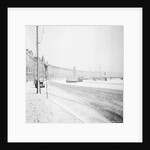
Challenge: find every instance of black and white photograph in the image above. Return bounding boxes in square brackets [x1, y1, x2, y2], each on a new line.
[26, 25, 124, 123]
[7, 7, 143, 142]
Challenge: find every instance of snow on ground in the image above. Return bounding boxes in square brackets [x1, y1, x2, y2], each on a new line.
[26, 79, 123, 123]
[45, 85, 111, 123]
[52, 78, 123, 90]
[26, 81, 82, 123]
[44, 80, 123, 123]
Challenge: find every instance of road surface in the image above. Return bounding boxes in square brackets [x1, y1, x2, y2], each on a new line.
[42, 80, 123, 123]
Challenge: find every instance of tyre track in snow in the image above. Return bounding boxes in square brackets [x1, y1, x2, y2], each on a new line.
[42, 88, 111, 123]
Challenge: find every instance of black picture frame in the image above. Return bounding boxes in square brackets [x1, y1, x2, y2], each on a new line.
[1, 0, 149, 147]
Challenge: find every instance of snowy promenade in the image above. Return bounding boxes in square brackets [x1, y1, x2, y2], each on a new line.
[26, 79, 123, 123]
[26, 81, 82, 123]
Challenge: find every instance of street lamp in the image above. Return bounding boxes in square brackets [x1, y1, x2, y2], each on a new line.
[36, 26, 40, 94]
[44, 62, 49, 98]
[104, 72, 107, 81]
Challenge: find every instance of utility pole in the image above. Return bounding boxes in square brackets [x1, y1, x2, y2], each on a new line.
[36, 26, 40, 93]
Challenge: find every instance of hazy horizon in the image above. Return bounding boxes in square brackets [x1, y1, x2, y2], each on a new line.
[26, 25, 123, 74]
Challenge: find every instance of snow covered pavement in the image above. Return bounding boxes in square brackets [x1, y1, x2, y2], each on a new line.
[26, 82, 82, 123]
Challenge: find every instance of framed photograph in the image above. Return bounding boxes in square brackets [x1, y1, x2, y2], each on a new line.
[7, 7, 142, 143]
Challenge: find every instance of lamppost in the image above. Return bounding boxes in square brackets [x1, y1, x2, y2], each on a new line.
[36, 26, 40, 94]
[44, 62, 49, 98]
[104, 72, 107, 81]
[73, 66, 76, 78]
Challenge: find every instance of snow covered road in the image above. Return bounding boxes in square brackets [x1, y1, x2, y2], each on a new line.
[47, 91, 110, 123]
[52, 78, 123, 90]
[44, 80, 123, 123]
[26, 79, 123, 123]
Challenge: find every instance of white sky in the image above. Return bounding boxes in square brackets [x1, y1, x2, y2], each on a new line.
[26, 25, 123, 73]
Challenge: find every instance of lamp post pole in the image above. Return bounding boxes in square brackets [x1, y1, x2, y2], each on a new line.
[46, 73, 48, 98]
[44, 63, 48, 98]
[36, 26, 40, 93]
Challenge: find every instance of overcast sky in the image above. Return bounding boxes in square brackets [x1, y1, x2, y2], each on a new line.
[26, 25, 123, 73]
